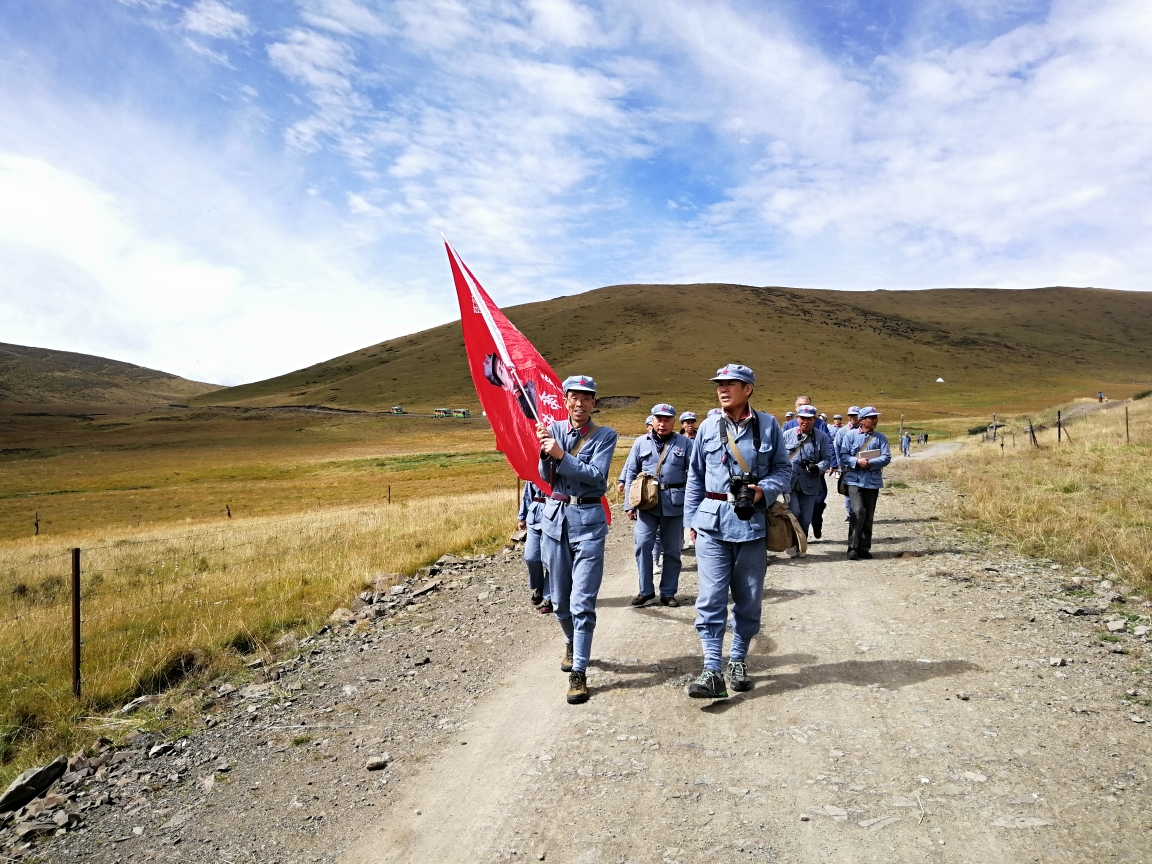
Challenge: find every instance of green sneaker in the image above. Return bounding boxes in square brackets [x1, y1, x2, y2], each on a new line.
[687, 669, 728, 699]
[727, 660, 752, 692]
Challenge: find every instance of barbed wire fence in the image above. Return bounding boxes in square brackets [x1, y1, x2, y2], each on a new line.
[0, 510, 383, 712]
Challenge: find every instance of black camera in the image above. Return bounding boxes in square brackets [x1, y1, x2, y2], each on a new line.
[729, 473, 758, 520]
[801, 458, 821, 477]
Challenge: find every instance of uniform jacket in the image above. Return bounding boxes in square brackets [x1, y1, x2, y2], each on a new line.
[538, 420, 618, 542]
[684, 408, 792, 542]
[517, 481, 545, 528]
[782, 427, 832, 496]
[621, 431, 691, 516]
[837, 427, 892, 489]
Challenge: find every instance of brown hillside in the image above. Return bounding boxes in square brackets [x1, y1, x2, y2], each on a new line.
[0, 343, 221, 404]
[193, 286, 1152, 420]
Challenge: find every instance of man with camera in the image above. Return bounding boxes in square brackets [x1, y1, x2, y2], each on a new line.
[782, 404, 832, 556]
[622, 403, 690, 608]
[836, 406, 891, 561]
[683, 364, 791, 699]
[783, 395, 831, 538]
[537, 375, 618, 705]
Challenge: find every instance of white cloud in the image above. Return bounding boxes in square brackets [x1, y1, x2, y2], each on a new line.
[182, 0, 252, 40]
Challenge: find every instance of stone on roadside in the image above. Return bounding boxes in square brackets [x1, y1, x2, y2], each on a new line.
[216, 683, 236, 697]
[1134, 625, 1150, 637]
[148, 743, 174, 759]
[119, 694, 160, 715]
[0, 757, 67, 813]
[1048, 657, 1065, 667]
[391, 585, 407, 595]
[329, 608, 356, 624]
[365, 755, 390, 771]
[1106, 619, 1127, 632]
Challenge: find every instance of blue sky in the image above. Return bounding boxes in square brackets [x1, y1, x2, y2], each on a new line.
[1, 0, 1148, 385]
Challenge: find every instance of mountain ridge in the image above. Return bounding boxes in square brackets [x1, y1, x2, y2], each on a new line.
[0, 343, 222, 404]
[190, 284, 1152, 419]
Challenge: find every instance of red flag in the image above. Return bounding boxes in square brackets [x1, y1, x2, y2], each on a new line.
[444, 240, 610, 523]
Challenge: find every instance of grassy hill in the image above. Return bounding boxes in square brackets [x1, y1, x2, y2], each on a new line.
[0, 343, 221, 404]
[193, 285, 1152, 423]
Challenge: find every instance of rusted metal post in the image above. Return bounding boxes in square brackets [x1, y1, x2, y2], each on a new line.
[1126, 406, 1130, 444]
[71, 547, 81, 699]
[388, 485, 391, 504]
[1057, 410, 1062, 443]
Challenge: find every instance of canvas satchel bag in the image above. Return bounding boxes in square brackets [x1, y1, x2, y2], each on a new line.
[628, 436, 673, 511]
[766, 501, 808, 553]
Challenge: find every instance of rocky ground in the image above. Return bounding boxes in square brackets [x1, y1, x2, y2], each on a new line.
[4, 457, 1152, 863]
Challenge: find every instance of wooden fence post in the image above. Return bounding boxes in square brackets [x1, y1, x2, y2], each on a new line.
[71, 548, 81, 699]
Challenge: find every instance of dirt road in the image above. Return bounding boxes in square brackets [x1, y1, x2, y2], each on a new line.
[338, 468, 1151, 864]
[31, 457, 1152, 864]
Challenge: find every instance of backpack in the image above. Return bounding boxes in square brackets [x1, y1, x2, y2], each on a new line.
[766, 501, 807, 553]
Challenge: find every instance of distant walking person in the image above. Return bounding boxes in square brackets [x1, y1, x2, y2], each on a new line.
[517, 480, 550, 612]
[836, 406, 891, 561]
[782, 404, 831, 556]
[537, 375, 618, 705]
[834, 407, 860, 520]
[900, 432, 912, 457]
[783, 395, 831, 538]
[683, 364, 791, 699]
[622, 403, 690, 608]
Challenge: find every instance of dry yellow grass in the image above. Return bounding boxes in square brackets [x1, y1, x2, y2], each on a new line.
[915, 397, 1152, 588]
[0, 491, 517, 783]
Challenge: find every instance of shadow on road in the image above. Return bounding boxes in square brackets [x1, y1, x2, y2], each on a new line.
[701, 658, 982, 713]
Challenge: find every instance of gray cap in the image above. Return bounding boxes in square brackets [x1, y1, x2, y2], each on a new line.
[710, 363, 755, 385]
[562, 375, 597, 394]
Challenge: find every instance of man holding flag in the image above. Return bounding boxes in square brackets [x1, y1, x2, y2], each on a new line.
[537, 376, 618, 705]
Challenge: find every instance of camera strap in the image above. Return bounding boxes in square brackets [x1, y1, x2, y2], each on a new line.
[718, 410, 759, 478]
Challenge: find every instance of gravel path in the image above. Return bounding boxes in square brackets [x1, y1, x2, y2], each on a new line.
[13, 459, 1152, 864]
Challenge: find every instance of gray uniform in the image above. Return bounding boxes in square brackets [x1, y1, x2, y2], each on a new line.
[539, 420, 618, 674]
[684, 407, 791, 671]
[622, 430, 691, 598]
[782, 426, 832, 537]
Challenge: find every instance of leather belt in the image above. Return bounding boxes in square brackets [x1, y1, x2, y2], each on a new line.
[704, 491, 729, 501]
[661, 482, 686, 489]
[549, 493, 601, 505]
[532, 496, 547, 503]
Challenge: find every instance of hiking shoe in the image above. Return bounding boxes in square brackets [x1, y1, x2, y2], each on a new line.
[727, 660, 752, 692]
[631, 592, 656, 607]
[561, 642, 574, 672]
[687, 669, 728, 700]
[539, 599, 554, 615]
[566, 671, 589, 704]
[530, 588, 544, 606]
[660, 595, 680, 608]
[847, 549, 859, 560]
[812, 522, 822, 540]
[858, 550, 873, 560]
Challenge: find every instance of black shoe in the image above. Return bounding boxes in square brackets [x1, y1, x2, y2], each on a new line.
[539, 599, 554, 615]
[561, 642, 573, 673]
[844, 515, 850, 523]
[631, 593, 656, 607]
[812, 522, 822, 540]
[660, 595, 680, 608]
[530, 588, 544, 606]
[566, 671, 589, 704]
[727, 660, 752, 692]
[687, 669, 728, 700]
[847, 549, 859, 560]
[858, 550, 873, 560]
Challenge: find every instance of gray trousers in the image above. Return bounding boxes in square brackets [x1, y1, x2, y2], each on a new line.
[847, 485, 880, 554]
